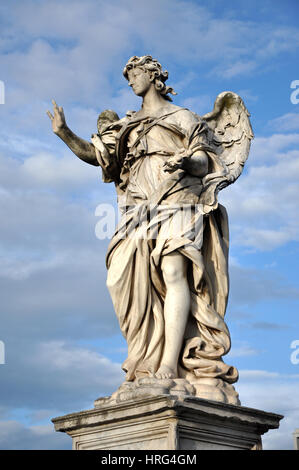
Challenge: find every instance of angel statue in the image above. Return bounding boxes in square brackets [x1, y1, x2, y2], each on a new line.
[47, 55, 253, 405]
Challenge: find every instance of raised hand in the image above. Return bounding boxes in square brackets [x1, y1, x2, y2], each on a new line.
[47, 99, 66, 134]
[46, 99, 98, 166]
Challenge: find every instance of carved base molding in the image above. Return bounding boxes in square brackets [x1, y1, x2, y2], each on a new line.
[52, 395, 283, 450]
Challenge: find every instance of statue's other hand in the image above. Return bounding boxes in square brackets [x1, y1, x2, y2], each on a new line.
[163, 152, 185, 173]
[46, 99, 66, 134]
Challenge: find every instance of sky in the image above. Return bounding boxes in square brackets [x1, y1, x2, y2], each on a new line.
[0, 0, 298, 450]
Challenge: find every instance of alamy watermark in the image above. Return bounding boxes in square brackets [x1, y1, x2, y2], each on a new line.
[95, 201, 204, 245]
[290, 340, 299, 365]
[290, 80, 299, 104]
[0, 340, 5, 364]
[0, 80, 4, 104]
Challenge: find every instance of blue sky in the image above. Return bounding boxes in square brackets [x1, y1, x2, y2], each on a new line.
[0, 0, 298, 450]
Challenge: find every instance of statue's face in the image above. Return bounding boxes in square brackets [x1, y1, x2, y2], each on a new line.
[127, 67, 152, 97]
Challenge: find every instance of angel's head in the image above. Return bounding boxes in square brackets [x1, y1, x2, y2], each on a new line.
[123, 55, 177, 101]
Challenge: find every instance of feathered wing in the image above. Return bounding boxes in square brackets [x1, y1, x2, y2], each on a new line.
[198, 91, 254, 212]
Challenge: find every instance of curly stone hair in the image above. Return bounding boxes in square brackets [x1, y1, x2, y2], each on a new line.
[123, 55, 177, 102]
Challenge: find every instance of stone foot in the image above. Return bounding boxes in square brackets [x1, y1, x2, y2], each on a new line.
[155, 365, 176, 379]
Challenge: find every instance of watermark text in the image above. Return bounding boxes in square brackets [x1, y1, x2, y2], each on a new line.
[95, 202, 204, 245]
[290, 80, 299, 104]
[0, 341, 5, 364]
[290, 340, 299, 365]
[0, 80, 4, 104]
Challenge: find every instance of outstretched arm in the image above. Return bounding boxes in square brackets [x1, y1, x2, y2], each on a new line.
[47, 100, 99, 167]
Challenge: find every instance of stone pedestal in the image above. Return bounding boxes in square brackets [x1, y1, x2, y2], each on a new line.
[52, 395, 283, 450]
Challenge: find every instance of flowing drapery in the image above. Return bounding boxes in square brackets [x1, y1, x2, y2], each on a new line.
[100, 106, 238, 386]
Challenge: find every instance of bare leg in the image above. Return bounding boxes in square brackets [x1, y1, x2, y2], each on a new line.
[155, 252, 190, 379]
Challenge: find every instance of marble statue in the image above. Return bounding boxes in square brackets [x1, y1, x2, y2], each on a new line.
[47, 55, 253, 405]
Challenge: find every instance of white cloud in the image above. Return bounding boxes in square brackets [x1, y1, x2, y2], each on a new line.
[0, 0, 298, 118]
[1, 339, 124, 413]
[237, 370, 299, 449]
[250, 133, 299, 165]
[31, 340, 123, 389]
[0, 146, 99, 191]
[0, 132, 52, 156]
[250, 322, 290, 331]
[240, 370, 299, 379]
[0, 253, 67, 281]
[228, 342, 260, 358]
[21, 152, 96, 188]
[0, 420, 70, 450]
[220, 132, 299, 250]
[256, 26, 299, 58]
[1, 1, 299, 177]
[229, 263, 299, 305]
[236, 89, 258, 103]
[269, 113, 299, 132]
[0, 148, 119, 346]
[220, 60, 258, 79]
[181, 95, 213, 116]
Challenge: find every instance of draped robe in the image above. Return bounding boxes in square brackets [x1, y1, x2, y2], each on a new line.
[97, 104, 238, 386]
